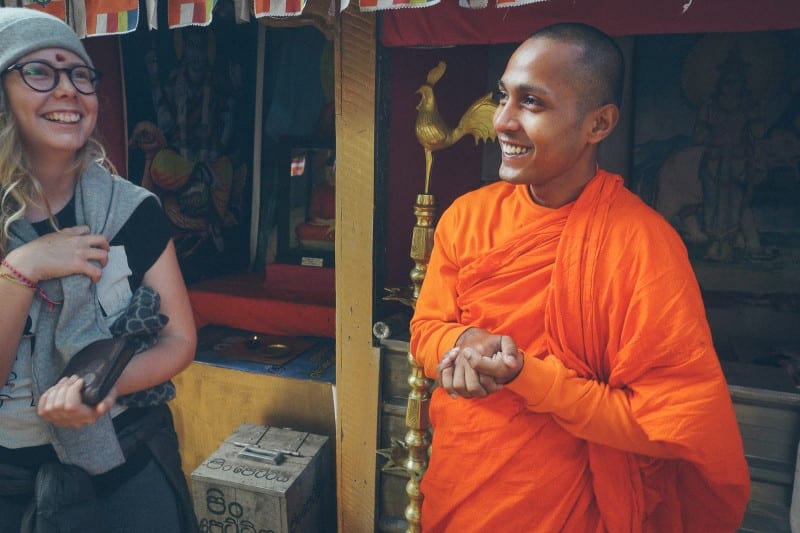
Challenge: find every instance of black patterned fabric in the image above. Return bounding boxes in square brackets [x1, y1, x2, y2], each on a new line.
[109, 286, 176, 407]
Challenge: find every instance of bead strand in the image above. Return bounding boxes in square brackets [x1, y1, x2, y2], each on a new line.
[1, 272, 36, 290]
[1, 258, 61, 310]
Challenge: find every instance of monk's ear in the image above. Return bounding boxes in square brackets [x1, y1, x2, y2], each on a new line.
[586, 104, 619, 145]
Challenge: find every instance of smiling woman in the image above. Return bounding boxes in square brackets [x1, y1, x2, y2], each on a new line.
[0, 7, 198, 532]
[2, 47, 99, 169]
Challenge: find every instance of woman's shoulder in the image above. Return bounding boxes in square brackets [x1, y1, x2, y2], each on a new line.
[85, 163, 156, 201]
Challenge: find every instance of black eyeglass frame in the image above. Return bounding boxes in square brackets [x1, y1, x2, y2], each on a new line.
[3, 61, 102, 95]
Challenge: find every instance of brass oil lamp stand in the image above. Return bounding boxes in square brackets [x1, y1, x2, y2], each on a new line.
[379, 192, 436, 533]
[381, 59, 496, 533]
[382, 192, 436, 533]
[402, 193, 436, 533]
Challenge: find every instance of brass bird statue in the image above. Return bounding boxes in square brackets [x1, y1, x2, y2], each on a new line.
[414, 61, 498, 193]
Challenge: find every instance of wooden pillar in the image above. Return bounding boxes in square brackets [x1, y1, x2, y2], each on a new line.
[335, 6, 380, 533]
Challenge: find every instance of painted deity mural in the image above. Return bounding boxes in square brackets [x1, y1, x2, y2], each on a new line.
[632, 30, 800, 366]
[122, 6, 257, 283]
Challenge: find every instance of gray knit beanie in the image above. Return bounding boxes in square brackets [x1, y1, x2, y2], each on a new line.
[0, 7, 93, 74]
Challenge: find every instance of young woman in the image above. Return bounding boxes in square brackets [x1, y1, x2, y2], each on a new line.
[0, 8, 198, 531]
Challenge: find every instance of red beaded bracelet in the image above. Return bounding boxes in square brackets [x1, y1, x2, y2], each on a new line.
[1, 258, 60, 310]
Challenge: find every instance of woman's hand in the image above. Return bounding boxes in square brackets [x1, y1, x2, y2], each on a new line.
[37, 375, 117, 428]
[4, 226, 109, 284]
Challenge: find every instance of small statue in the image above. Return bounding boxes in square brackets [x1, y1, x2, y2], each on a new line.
[295, 156, 336, 250]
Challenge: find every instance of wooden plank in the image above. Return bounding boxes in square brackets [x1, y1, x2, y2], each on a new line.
[335, 7, 380, 533]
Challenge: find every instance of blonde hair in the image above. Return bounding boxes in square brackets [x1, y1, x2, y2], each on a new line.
[0, 88, 109, 257]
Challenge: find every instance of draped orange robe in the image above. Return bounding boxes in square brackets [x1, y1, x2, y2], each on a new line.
[410, 170, 750, 532]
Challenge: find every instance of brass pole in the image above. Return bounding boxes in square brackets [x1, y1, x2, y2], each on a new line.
[403, 192, 436, 533]
[409, 193, 437, 301]
[404, 352, 432, 533]
[397, 62, 495, 530]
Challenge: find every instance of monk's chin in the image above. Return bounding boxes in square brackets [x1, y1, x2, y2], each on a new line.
[497, 169, 533, 186]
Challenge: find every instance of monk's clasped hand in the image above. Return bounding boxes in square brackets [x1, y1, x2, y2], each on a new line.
[437, 346, 504, 399]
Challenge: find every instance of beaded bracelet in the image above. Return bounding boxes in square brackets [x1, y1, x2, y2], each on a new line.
[0, 258, 60, 310]
[1, 272, 35, 290]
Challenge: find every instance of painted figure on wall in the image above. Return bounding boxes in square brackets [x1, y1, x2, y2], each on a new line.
[648, 32, 799, 264]
[129, 24, 248, 282]
[691, 45, 766, 261]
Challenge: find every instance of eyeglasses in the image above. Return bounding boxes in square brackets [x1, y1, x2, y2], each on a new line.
[3, 61, 101, 95]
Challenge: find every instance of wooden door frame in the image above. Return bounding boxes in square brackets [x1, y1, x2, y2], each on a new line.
[335, 7, 380, 532]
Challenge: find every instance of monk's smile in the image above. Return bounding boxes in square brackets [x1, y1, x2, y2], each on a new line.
[499, 140, 531, 156]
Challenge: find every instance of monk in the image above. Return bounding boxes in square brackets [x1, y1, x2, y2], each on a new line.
[409, 23, 750, 532]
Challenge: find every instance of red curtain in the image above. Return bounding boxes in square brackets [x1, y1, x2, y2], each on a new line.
[85, 37, 127, 176]
[381, 0, 800, 47]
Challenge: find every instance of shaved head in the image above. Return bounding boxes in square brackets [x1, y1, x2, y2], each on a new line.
[527, 23, 624, 113]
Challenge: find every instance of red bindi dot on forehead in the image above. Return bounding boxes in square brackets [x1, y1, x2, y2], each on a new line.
[55, 52, 66, 62]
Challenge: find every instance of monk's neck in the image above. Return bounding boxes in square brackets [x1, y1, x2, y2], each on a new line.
[528, 161, 598, 208]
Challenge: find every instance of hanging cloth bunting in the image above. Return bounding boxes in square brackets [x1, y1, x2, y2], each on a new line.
[82, 0, 139, 36]
[357, 0, 438, 13]
[359, 0, 545, 10]
[168, 0, 216, 28]
[232, 0, 250, 22]
[253, 0, 307, 17]
[493, 0, 549, 7]
[146, 0, 158, 28]
[16, 0, 67, 22]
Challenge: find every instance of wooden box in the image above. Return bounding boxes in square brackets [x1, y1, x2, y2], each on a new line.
[723, 362, 800, 532]
[191, 423, 334, 533]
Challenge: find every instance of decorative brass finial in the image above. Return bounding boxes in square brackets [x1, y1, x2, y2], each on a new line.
[414, 61, 498, 194]
[385, 61, 498, 307]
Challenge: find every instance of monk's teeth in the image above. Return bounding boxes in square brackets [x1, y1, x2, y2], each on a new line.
[500, 142, 530, 155]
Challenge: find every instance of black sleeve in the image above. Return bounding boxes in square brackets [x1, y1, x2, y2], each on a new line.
[110, 196, 173, 291]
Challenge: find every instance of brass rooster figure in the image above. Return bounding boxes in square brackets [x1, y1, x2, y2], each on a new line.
[414, 61, 498, 193]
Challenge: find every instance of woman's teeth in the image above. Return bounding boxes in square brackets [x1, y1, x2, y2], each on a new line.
[45, 112, 80, 124]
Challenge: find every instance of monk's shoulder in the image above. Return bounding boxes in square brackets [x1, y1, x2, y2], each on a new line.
[441, 181, 516, 222]
[606, 187, 686, 251]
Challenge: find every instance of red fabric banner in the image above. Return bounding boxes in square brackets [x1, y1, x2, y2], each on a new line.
[381, 0, 800, 47]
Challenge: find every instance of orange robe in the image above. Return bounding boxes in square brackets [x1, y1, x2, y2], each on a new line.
[410, 170, 750, 532]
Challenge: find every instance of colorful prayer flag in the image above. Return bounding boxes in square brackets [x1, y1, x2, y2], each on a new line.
[458, 0, 487, 7]
[494, 0, 549, 8]
[358, 0, 438, 12]
[360, 0, 547, 10]
[84, 0, 139, 36]
[146, 0, 158, 29]
[232, 0, 250, 22]
[168, 0, 216, 28]
[20, 0, 67, 21]
[254, 0, 307, 17]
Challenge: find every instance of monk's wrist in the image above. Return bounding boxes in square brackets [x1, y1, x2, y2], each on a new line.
[504, 355, 560, 407]
[455, 327, 481, 347]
